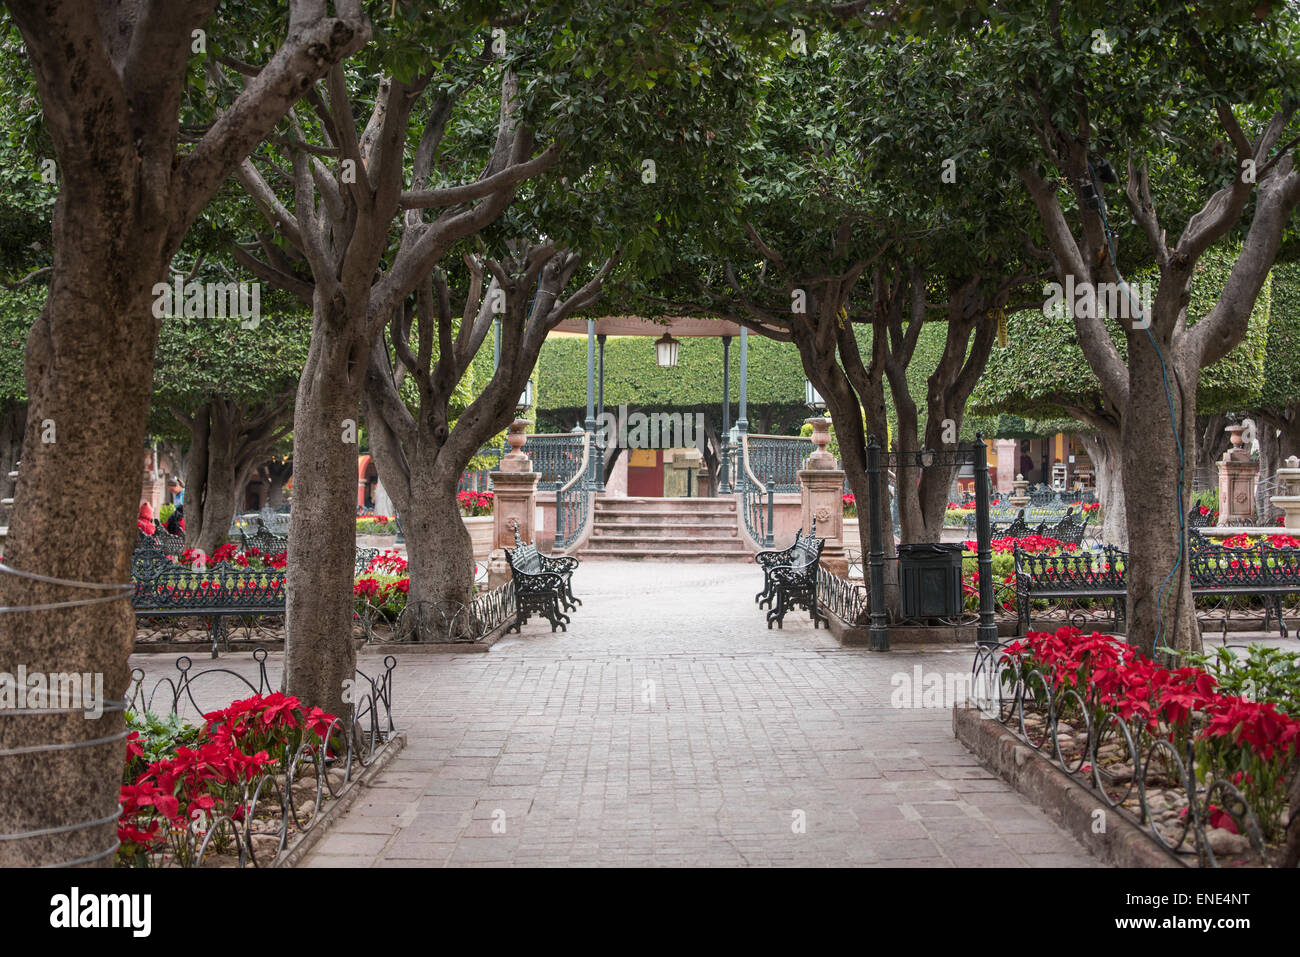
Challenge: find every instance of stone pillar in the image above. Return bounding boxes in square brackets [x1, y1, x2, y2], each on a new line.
[141, 450, 164, 517]
[1217, 423, 1259, 525]
[1009, 474, 1029, 509]
[487, 419, 540, 588]
[995, 439, 1018, 492]
[798, 417, 847, 576]
[1271, 456, 1300, 531]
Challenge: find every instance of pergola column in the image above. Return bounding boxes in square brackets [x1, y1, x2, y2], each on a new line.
[719, 335, 732, 494]
[597, 333, 606, 492]
[738, 326, 749, 435]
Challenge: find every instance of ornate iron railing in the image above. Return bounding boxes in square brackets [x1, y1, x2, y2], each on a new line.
[817, 564, 868, 625]
[745, 434, 812, 492]
[553, 431, 593, 552]
[738, 434, 777, 548]
[522, 432, 587, 490]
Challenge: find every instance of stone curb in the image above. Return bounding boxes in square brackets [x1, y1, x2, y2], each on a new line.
[276, 731, 407, 868]
[952, 705, 1187, 868]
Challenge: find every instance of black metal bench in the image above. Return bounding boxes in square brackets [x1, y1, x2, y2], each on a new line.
[756, 526, 821, 608]
[762, 533, 825, 629]
[1188, 536, 1300, 639]
[1016, 537, 1300, 637]
[131, 539, 286, 657]
[1015, 545, 1127, 635]
[504, 536, 579, 633]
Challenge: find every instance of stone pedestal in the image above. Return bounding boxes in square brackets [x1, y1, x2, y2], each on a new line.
[1217, 424, 1259, 525]
[488, 420, 540, 588]
[798, 417, 847, 577]
[1009, 474, 1029, 509]
[1271, 455, 1300, 531]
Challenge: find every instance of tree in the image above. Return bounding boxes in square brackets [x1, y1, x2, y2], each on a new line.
[657, 32, 1038, 570]
[945, 0, 1300, 655]
[972, 247, 1273, 545]
[150, 304, 310, 553]
[0, 0, 367, 868]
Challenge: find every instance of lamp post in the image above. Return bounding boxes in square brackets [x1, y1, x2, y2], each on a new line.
[517, 379, 533, 415]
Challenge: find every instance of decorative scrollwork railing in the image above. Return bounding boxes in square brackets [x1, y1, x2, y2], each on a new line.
[816, 564, 868, 625]
[521, 432, 587, 491]
[553, 431, 593, 552]
[738, 434, 777, 548]
[745, 434, 812, 492]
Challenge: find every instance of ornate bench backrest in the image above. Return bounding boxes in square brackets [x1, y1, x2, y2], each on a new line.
[511, 543, 543, 575]
[132, 561, 286, 609]
[1015, 544, 1127, 589]
[1189, 541, 1300, 587]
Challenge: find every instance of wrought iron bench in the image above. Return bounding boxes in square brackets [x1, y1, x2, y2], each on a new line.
[1188, 538, 1300, 639]
[765, 535, 825, 629]
[756, 526, 821, 608]
[1015, 545, 1128, 635]
[131, 539, 286, 657]
[138, 527, 187, 558]
[1016, 539, 1300, 637]
[504, 537, 578, 633]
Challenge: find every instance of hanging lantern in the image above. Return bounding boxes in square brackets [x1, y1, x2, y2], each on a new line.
[517, 379, 534, 413]
[655, 332, 680, 368]
[805, 378, 825, 413]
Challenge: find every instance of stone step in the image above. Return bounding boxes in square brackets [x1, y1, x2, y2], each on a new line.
[581, 546, 753, 561]
[593, 514, 737, 528]
[594, 503, 737, 517]
[589, 531, 746, 546]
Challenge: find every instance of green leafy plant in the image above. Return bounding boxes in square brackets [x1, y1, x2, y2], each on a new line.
[1185, 645, 1300, 716]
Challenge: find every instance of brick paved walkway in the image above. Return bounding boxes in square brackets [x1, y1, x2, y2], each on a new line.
[135, 560, 1101, 867]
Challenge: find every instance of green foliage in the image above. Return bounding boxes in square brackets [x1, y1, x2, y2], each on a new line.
[972, 246, 1271, 421]
[148, 309, 311, 439]
[1185, 645, 1300, 715]
[536, 331, 805, 411]
[1259, 260, 1300, 411]
[124, 710, 204, 779]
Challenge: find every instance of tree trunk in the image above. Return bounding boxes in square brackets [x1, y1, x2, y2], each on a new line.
[403, 465, 475, 633]
[1079, 429, 1127, 547]
[283, 340, 361, 719]
[1122, 342, 1201, 658]
[0, 277, 157, 868]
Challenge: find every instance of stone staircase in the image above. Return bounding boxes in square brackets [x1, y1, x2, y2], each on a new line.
[581, 496, 752, 561]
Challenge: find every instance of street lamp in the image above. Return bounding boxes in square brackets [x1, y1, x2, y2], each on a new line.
[517, 379, 534, 414]
[654, 332, 680, 368]
[805, 378, 825, 413]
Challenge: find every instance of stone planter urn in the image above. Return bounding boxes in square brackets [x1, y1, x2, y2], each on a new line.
[463, 515, 494, 560]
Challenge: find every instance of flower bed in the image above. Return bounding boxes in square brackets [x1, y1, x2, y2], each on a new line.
[842, 492, 857, 518]
[354, 549, 411, 622]
[177, 543, 287, 571]
[457, 490, 494, 517]
[356, 513, 397, 535]
[119, 693, 342, 867]
[978, 628, 1299, 864]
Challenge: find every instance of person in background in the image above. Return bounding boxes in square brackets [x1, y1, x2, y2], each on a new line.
[137, 502, 156, 535]
[165, 504, 184, 536]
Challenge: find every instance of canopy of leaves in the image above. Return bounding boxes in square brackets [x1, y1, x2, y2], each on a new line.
[972, 246, 1271, 422]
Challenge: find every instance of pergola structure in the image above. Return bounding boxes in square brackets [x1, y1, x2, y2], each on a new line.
[497, 315, 790, 494]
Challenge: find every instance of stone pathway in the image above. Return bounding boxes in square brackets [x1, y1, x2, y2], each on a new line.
[134, 560, 1102, 867]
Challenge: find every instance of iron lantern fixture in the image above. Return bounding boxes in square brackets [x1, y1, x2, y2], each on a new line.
[654, 332, 680, 368]
[805, 378, 825, 413]
[517, 379, 534, 413]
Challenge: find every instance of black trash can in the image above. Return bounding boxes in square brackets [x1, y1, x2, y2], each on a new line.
[898, 542, 965, 619]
